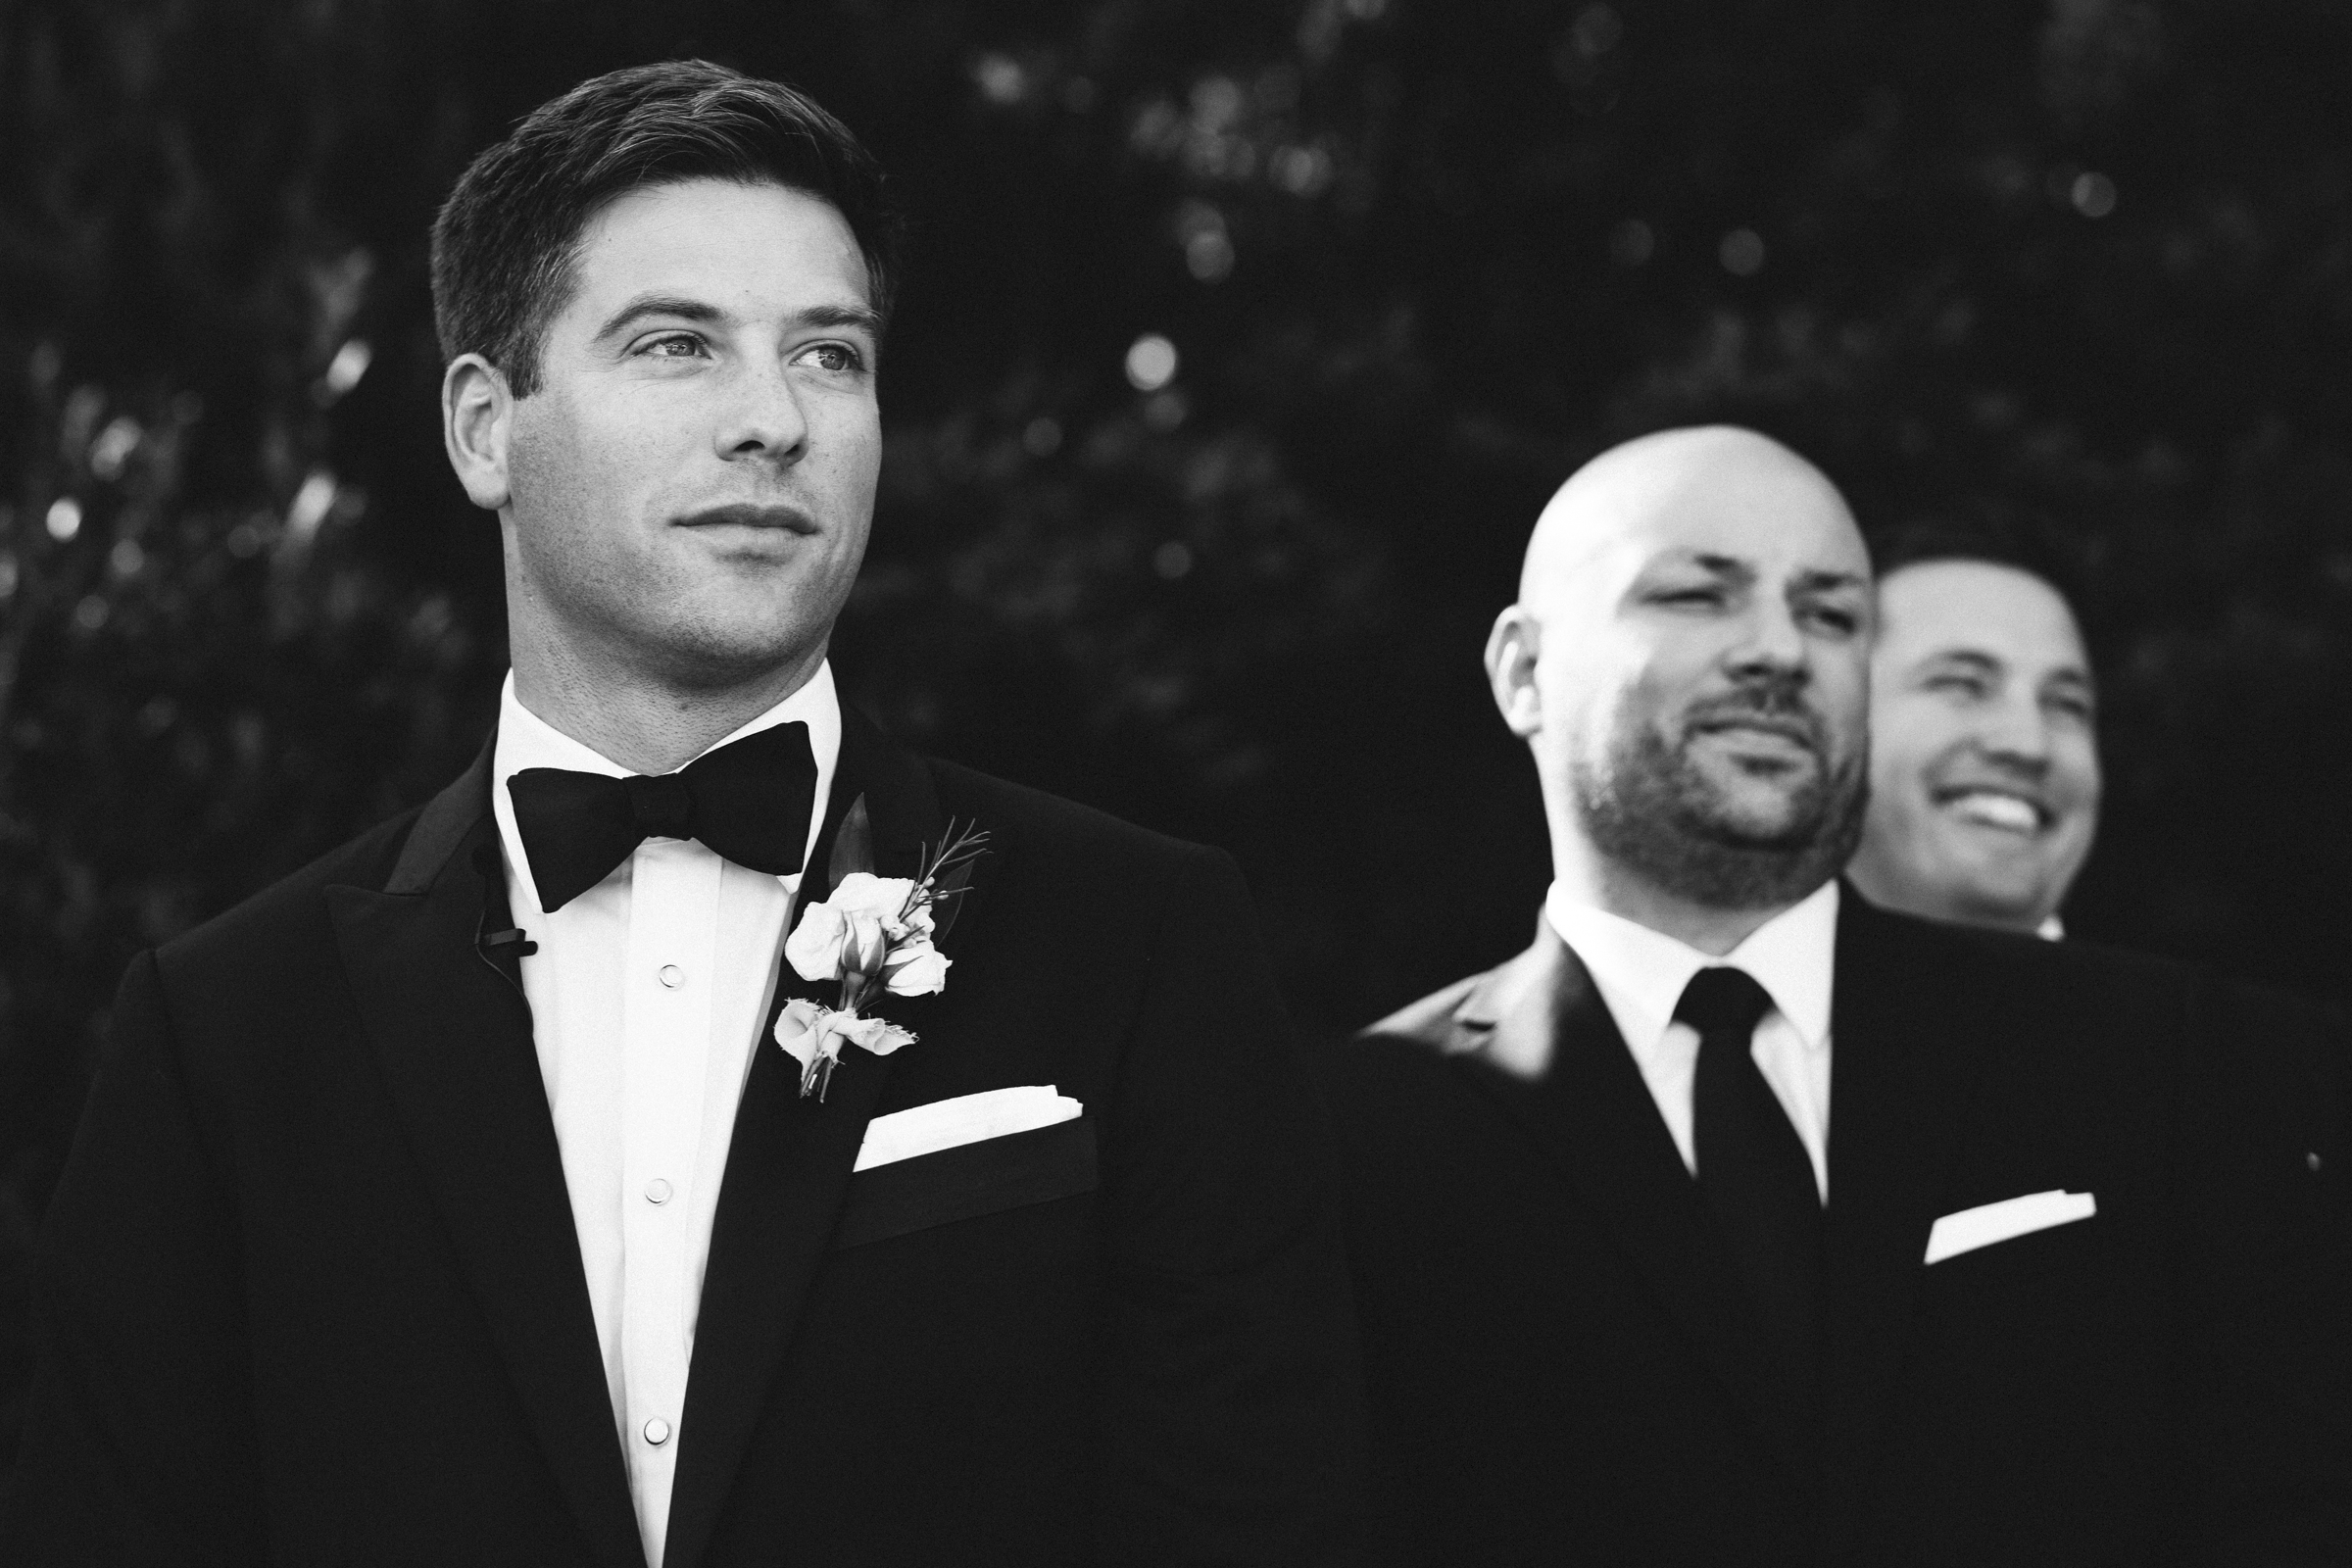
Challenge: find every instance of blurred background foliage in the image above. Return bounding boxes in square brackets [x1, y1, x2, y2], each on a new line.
[3, 0, 2350, 1467]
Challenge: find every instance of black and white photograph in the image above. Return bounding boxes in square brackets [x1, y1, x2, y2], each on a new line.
[0, 1, 2346, 1562]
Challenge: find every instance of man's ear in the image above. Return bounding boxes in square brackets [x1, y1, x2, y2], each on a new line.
[442, 353, 514, 513]
[1485, 605, 1544, 738]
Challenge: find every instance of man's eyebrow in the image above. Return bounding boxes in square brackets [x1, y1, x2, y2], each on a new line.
[1685, 553, 1756, 580]
[588, 297, 884, 344]
[796, 303, 885, 337]
[592, 294, 727, 343]
[1790, 567, 1869, 594]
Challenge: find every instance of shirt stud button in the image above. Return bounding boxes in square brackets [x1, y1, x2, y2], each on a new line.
[643, 1417, 671, 1446]
[658, 964, 684, 989]
[645, 1178, 673, 1205]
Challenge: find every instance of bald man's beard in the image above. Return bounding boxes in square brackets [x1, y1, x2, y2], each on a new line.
[1572, 697, 1868, 912]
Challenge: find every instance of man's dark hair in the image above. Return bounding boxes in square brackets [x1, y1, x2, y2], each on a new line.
[430, 60, 904, 398]
[1868, 501, 2098, 648]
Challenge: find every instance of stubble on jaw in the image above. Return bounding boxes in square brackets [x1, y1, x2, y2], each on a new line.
[1573, 684, 1869, 912]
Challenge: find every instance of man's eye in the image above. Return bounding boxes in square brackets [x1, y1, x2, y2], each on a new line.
[1654, 587, 1723, 608]
[1926, 673, 1990, 700]
[642, 334, 707, 359]
[1804, 606, 1860, 635]
[2045, 693, 2096, 724]
[801, 343, 864, 374]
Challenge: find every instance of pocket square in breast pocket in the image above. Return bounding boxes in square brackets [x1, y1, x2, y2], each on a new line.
[834, 1114, 1098, 1250]
[854, 1086, 1082, 1171]
[1924, 1189, 2095, 1264]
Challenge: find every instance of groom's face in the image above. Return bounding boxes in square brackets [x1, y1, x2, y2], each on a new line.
[500, 176, 882, 687]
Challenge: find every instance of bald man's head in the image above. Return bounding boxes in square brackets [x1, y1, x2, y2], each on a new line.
[1486, 426, 1873, 936]
[1519, 426, 1864, 607]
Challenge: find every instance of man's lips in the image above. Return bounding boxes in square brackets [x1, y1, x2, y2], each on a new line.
[1689, 714, 1818, 752]
[674, 503, 818, 535]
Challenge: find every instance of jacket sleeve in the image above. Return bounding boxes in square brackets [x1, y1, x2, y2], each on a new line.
[2, 950, 268, 1565]
[1091, 845, 1367, 1566]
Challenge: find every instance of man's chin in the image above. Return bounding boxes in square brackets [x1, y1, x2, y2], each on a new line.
[1684, 788, 1826, 852]
[635, 619, 830, 690]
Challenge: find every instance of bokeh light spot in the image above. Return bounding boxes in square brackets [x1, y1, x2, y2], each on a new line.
[2070, 171, 2118, 218]
[322, 338, 372, 398]
[1719, 227, 1767, 276]
[45, 497, 82, 542]
[973, 53, 1025, 106]
[1125, 333, 1179, 391]
[1609, 218, 1655, 267]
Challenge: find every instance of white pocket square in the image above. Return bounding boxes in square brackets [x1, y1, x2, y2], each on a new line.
[1924, 1189, 2096, 1264]
[853, 1086, 1083, 1172]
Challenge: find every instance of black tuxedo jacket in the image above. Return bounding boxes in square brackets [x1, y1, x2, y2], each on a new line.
[6, 708, 1363, 1567]
[1325, 892, 2350, 1566]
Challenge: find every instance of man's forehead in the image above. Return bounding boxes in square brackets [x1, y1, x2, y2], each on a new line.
[1578, 489, 1869, 590]
[1877, 560, 2087, 666]
[1525, 429, 1866, 599]
[568, 177, 868, 305]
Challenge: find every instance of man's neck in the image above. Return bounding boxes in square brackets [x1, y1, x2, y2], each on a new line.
[1550, 849, 1807, 958]
[510, 642, 827, 775]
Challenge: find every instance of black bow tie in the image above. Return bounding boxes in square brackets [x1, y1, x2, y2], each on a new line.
[506, 720, 818, 912]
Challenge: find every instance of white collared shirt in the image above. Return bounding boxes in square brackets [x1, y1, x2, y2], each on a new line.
[489, 664, 840, 1568]
[1544, 881, 1838, 1201]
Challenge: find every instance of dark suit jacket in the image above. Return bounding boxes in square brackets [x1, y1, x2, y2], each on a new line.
[5, 708, 1363, 1567]
[1325, 890, 2350, 1566]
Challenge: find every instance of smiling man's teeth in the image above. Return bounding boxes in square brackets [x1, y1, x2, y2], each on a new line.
[1948, 791, 2040, 832]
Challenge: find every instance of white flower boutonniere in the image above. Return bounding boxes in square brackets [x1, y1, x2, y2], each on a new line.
[773, 818, 989, 1101]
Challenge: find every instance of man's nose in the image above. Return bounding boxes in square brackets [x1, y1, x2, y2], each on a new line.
[1725, 597, 1810, 677]
[714, 360, 810, 465]
[1974, 693, 2055, 768]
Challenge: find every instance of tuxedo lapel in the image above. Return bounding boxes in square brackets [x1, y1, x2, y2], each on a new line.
[323, 747, 646, 1568]
[663, 707, 949, 1568]
[1447, 927, 1815, 1484]
[1817, 892, 1989, 1500]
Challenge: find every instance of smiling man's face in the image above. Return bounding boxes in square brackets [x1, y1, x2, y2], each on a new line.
[500, 176, 881, 693]
[1847, 559, 2101, 933]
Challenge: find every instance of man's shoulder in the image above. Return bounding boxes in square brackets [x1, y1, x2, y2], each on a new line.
[155, 803, 430, 981]
[1843, 891, 2202, 1008]
[1355, 971, 1489, 1052]
[920, 757, 1211, 880]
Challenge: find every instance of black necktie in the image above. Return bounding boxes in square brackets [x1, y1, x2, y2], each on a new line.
[1678, 966, 1823, 1407]
[507, 720, 818, 912]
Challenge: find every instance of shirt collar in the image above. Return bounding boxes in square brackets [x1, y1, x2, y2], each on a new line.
[1543, 878, 1839, 1058]
[490, 662, 843, 916]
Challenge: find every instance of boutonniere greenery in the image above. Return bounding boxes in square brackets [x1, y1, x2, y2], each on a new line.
[773, 800, 989, 1102]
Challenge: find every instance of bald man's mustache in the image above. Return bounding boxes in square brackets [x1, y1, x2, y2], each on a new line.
[1679, 684, 1831, 756]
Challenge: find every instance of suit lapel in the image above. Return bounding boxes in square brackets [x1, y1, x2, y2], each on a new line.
[1448, 926, 1815, 1484]
[324, 747, 646, 1568]
[663, 707, 949, 1568]
[1817, 891, 1989, 1501]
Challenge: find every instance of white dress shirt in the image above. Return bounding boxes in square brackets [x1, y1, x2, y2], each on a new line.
[1544, 880, 1838, 1202]
[490, 664, 840, 1568]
